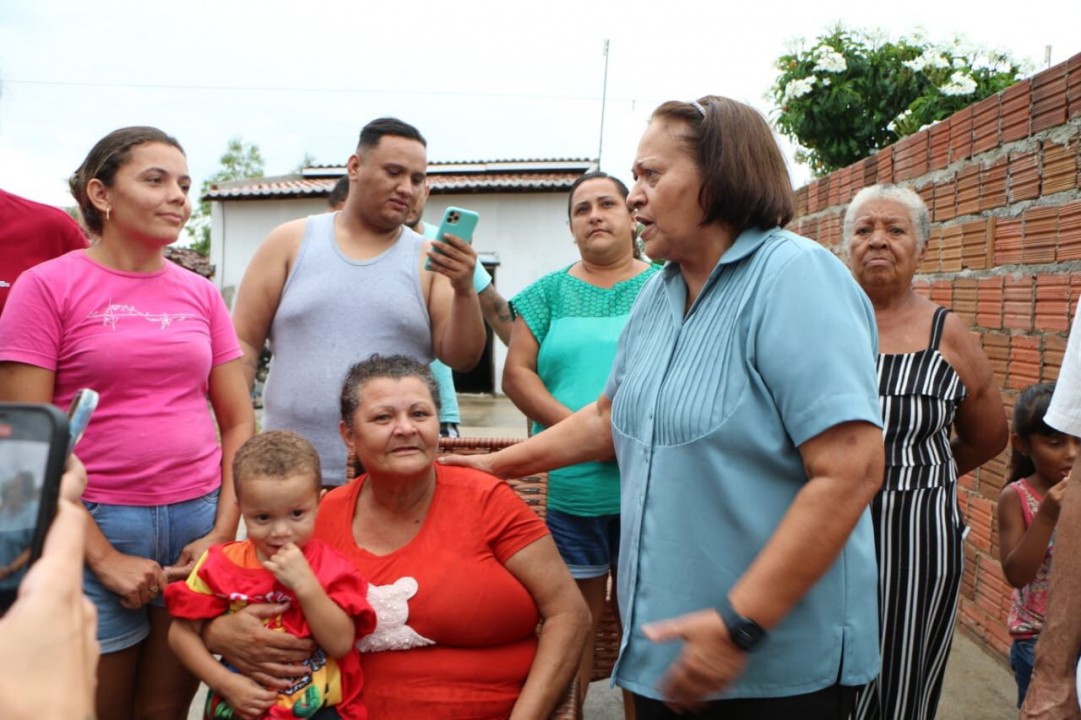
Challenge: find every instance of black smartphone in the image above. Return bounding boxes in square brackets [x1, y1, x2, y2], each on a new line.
[0, 403, 69, 614]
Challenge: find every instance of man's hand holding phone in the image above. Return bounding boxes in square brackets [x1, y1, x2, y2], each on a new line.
[427, 232, 478, 293]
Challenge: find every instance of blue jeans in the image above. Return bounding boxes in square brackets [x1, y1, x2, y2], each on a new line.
[83, 490, 219, 653]
[1011, 637, 1037, 708]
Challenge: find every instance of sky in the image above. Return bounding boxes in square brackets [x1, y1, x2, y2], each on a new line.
[1, 0, 1079, 240]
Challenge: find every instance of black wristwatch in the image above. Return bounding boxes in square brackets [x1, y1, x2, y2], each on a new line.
[717, 596, 767, 652]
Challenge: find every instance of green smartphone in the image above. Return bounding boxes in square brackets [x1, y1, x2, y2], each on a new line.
[425, 207, 479, 270]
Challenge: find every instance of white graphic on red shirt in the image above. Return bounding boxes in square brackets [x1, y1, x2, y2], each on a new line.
[88, 301, 194, 329]
[357, 576, 434, 652]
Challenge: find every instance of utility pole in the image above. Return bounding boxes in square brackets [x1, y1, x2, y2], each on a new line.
[598, 39, 610, 171]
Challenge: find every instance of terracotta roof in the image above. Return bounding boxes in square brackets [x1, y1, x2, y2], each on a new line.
[203, 158, 597, 201]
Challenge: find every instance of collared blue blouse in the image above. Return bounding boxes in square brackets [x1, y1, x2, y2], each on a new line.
[605, 226, 883, 699]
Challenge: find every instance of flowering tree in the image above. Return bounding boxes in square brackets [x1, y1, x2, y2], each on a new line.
[770, 27, 1025, 175]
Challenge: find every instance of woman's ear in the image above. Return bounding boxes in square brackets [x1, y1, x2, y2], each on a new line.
[86, 178, 110, 215]
[1010, 432, 1028, 455]
[339, 420, 352, 448]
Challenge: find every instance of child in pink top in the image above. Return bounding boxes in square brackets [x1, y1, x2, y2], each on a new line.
[998, 382, 1080, 707]
[0, 127, 255, 720]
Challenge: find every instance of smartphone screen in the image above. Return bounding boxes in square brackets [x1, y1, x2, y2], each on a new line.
[0, 404, 67, 613]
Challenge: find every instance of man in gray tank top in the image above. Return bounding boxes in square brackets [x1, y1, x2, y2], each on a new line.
[232, 118, 486, 487]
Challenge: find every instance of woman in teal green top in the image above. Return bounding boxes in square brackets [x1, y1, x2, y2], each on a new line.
[504, 171, 657, 712]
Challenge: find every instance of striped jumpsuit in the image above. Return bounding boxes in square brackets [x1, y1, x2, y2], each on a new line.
[854, 306, 968, 720]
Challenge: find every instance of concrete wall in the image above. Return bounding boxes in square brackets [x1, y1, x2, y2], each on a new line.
[790, 51, 1081, 661]
[211, 191, 579, 394]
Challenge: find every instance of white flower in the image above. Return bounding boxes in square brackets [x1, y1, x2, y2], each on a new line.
[813, 47, 847, 73]
[887, 109, 913, 133]
[905, 48, 950, 73]
[783, 77, 816, 101]
[904, 56, 927, 72]
[940, 71, 977, 96]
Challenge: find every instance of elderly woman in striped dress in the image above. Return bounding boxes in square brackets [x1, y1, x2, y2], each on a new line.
[845, 184, 1008, 720]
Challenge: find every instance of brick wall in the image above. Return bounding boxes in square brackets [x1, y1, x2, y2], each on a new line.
[789, 51, 1081, 662]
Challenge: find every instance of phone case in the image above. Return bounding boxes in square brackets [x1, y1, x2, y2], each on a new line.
[425, 207, 479, 270]
[0, 404, 68, 579]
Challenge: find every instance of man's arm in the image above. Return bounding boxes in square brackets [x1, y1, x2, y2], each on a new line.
[425, 234, 485, 372]
[231, 220, 304, 391]
[1022, 465, 1081, 719]
[479, 284, 513, 346]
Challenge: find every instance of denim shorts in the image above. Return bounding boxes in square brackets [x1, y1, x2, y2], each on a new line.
[83, 489, 219, 653]
[546, 508, 620, 580]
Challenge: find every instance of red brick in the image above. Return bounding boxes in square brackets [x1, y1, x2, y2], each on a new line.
[1000, 79, 1031, 143]
[1035, 274, 1072, 332]
[1067, 53, 1081, 118]
[949, 106, 974, 163]
[875, 146, 894, 185]
[1008, 151, 1040, 202]
[980, 159, 1008, 212]
[983, 332, 1010, 382]
[980, 453, 1008, 496]
[967, 493, 994, 551]
[1031, 64, 1069, 133]
[1003, 275, 1034, 331]
[929, 121, 951, 171]
[816, 177, 831, 214]
[977, 276, 1004, 329]
[994, 217, 1023, 264]
[930, 279, 953, 306]
[805, 179, 821, 214]
[1042, 140, 1078, 196]
[1045, 335, 1068, 381]
[919, 227, 942, 274]
[941, 225, 963, 272]
[971, 94, 1001, 156]
[934, 180, 957, 222]
[953, 279, 978, 325]
[1060, 202, 1081, 261]
[956, 164, 981, 217]
[962, 219, 991, 270]
[1010, 335, 1041, 389]
[827, 170, 843, 208]
[795, 186, 809, 218]
[913, 279, 932, 299]
[1021, 205, 1058, 264]
[894, 130, 929, 182]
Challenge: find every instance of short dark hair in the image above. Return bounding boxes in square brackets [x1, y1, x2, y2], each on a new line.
[69, 126, 185, 235]
[232, 430, 322, 501]
[340, 354, 441, 429]
[357, 117, 426, 153]
[328, 176, 350, 208]
[651, 96, 794, 232]
[567, 171, 640, 259]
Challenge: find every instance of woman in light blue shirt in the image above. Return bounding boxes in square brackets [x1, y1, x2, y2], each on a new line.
[444, 96, 884, 719]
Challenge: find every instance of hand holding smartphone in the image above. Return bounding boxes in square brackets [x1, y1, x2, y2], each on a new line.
[0, 389, 97, 614]
[424, 206, 479, 271]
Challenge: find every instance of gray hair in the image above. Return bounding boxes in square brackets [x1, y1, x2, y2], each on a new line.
[843, 184, 931, 251]
[339, 354, 441, 429]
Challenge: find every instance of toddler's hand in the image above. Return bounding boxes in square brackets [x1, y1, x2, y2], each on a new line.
[218, 672, 277, 720]
[263, 543, 317, 594]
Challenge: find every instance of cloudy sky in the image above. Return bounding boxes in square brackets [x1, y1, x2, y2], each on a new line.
[1, 0, 1078, 231]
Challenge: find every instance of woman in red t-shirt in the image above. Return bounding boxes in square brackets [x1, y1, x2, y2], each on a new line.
[205, 354, 589, 719]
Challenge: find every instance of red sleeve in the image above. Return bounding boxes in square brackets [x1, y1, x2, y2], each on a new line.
[163, 549, 230, 620]
[483, 479, 550, 564]
[310, 541, 377, 640]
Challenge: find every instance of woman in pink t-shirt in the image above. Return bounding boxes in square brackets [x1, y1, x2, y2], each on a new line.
[0, 126, 255, 720]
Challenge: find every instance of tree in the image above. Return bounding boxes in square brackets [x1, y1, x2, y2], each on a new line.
[187, 138, 265, 255]
[770, 27, 1025, 175]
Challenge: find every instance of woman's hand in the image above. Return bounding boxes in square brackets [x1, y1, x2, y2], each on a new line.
[174, 526, 236, 579]
[0, 500, 99, 720]
[216, 672, 278, 720]
[91, 550, 167, 609]
[437, 452, 502, 477]
[643, 609, 749, 710]
[203, 604, 316, 690]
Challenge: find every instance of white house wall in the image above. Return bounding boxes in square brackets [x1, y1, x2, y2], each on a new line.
[212, 191, 580, 394]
